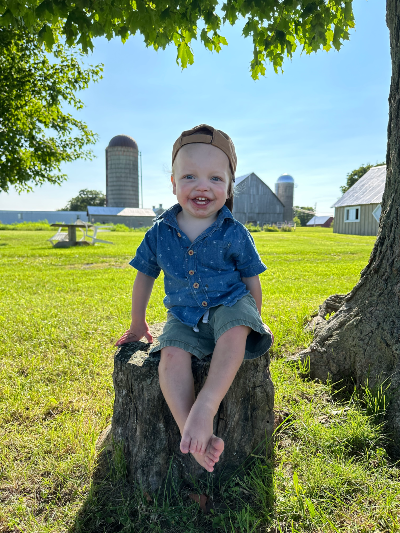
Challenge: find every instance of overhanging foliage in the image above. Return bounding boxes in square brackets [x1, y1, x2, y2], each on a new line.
[0, 0, 355, 79]
[0, 25, 103, 193]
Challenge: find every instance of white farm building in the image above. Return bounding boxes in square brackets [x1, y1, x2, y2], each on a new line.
[331, 165, 386, 236]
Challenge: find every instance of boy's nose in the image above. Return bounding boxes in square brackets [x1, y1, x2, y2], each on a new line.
[195, 179, 210, 190]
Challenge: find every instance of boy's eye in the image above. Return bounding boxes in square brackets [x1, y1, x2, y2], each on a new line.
[211, 176, 222, 182]
[184, 175, 195, 180]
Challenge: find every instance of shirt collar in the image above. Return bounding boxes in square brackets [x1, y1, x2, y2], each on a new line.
[157, 203, 233, 230]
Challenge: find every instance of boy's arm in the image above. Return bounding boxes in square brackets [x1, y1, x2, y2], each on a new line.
[241, 275, 262, 314]
[115, 271, 155, 345]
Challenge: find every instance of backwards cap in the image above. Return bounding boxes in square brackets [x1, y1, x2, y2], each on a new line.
[172, 124, 237, 178]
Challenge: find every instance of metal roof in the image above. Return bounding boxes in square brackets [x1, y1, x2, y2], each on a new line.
[306, 216, 332, 225]
[233, 172, 285, 206]
[277, 173, 294, 183]
[87, 206, 155, 217]
[331, 165, 386, 208]
[107, 135, 138, 149]
[234, 173, 252, 186]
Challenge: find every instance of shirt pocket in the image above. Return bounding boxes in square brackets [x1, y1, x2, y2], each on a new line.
[198, 240, 232, 270]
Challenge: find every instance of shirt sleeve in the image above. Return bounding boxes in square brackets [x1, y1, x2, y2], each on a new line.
[129, 225, 161, 278]
[231, 225, 267, 278]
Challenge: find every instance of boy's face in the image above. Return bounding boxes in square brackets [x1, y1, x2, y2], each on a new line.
[171, 143, 230, 221]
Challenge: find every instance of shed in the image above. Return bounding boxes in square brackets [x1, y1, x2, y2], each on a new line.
[87, 206, 155, 228]
[331, 165, 386, 236]
[233, 172, 284, 226]
[306, 216, 334, 228]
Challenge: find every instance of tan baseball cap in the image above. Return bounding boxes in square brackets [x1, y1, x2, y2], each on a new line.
[172, 124, 237, 178]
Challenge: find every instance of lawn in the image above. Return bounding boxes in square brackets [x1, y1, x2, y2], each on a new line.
[1, 227, 399, 532]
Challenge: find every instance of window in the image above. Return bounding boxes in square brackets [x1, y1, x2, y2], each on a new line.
[372, 204, 381, 223]
[18, 213, 23, 220]
[344, 206, 360, 222]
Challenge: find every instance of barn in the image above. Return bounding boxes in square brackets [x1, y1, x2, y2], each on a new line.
[331, 165, 386, 236]
[232, 172, 285, 226]
[306, 216, 334, 228]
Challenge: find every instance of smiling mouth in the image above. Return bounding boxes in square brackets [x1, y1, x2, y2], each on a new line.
[191, 197, 211, 205]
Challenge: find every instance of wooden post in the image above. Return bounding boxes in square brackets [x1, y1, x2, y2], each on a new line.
[67, 226, 77, 246]
[111, 324, 274, 493]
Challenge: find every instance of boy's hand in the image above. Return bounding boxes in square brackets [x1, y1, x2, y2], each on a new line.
[114, 321, 153, 346]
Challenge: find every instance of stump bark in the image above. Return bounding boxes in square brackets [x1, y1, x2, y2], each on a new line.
[111, 323, 274, 493]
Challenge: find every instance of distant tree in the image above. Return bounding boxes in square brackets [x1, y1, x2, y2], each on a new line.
[0, 25, 103, 193]
[293, 206, 315, 227]
[340, 162, 385, 194]
[60, 189, 105, 211]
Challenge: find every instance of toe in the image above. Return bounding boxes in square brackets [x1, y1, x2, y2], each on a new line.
[209, 445, 219, 457]
[205, 456, 215, 467]
[180, 435, 191, 454]
[206, 436, 224, 460]
[189, 439, 198, 454]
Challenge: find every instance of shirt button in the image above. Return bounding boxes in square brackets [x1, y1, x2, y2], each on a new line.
[202, 301, 208, 307]
[188, 250, 194, 256]
[189, 270, 195, 275]
[193, 282, 199, 289]
[177, 232, 181, 237]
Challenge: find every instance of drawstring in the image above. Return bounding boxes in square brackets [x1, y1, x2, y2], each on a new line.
[192, 309, 210, 332]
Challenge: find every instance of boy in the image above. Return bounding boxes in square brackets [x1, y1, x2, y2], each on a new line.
[116, 125, 273, 473]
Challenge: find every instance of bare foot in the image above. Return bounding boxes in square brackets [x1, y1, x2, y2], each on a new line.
[180, 401, 215, 455]
[191, 435, 225, 472]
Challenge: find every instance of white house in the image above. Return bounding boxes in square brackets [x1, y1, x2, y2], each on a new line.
[331, 165, 386, 236]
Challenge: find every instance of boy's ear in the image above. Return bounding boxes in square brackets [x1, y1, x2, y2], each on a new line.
[171, 175, 176, 195]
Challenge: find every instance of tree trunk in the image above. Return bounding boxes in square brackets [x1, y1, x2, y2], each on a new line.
[299, 0, 400, 454]
[111, 324, 274, 493]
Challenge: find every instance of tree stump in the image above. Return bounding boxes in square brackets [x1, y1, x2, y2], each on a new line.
[111, 323, 274, 493]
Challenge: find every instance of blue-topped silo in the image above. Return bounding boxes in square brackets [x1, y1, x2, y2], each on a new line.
[275, 174, 294, 222]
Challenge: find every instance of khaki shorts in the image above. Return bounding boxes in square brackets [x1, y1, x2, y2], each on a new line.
[150, 293, 274, 360]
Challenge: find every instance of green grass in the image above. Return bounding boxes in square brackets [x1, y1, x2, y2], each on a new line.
[0, 220, 150, 232]
[1, 227, 399, 532]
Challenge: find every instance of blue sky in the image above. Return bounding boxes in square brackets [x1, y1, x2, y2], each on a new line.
[1, 0, 390, 215]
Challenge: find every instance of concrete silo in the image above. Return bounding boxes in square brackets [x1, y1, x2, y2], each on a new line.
[275, 174, 294, 223]
[106, 135, 139, 207]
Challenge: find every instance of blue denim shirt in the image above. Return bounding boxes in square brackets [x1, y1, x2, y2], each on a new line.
[130, 204, 267, 328]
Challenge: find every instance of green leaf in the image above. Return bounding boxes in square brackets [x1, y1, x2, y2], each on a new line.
[38, 24, 55, 49]
[176, 41, 194, 69]
[0, 9, 16, 26]
[305, 498, 317, 518]
[344, 1, 353, 20]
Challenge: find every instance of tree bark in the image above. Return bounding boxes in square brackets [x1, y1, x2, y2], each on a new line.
[299, 0, 400, 454]
[111, 324, 274, 493]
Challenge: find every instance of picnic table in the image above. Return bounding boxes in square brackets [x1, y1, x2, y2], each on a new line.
[48, 221, 114, 247]
[49, 222, 93, 247]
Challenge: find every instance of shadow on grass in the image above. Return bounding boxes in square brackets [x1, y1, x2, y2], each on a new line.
[70, 435, 275, 533]
[288, 355, 398, 460]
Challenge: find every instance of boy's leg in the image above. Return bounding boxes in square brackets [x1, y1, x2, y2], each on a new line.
[158, 346, 223, 472]
[159, 346, 194, 432]
[180, 325, 250, 455]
